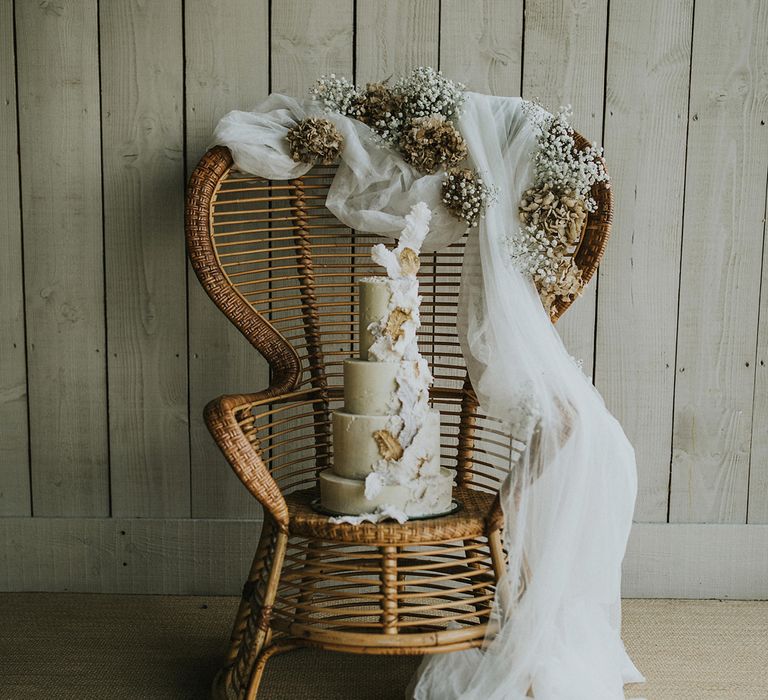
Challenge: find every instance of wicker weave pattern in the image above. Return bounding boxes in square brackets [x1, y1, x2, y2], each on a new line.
[186, 142, 611, 699]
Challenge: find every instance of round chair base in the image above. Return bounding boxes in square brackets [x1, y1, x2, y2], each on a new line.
[286, 486, 497, 544]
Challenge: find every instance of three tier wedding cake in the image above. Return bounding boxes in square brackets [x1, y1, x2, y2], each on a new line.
[318, 203, 454, 522]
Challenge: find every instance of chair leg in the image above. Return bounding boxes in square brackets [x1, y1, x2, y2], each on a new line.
[244, 641, 301, 700]
[224, 519, 276, 667]
[213, 525, 289, 700]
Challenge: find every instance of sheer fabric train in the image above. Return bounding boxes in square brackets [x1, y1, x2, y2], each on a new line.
[214, 92, 645, 699]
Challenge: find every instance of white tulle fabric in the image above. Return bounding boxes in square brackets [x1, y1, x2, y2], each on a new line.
[214, 92, 644, 699]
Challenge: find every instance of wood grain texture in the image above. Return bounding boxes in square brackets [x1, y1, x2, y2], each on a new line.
[355, 0, 439, 83]
[15, 0, 109, 516]
[100, 0, 189, 518]
[0, 0, 30, 516]
[439, 0, 523, 96]
[1, 518, 766, 598]
[271, 0, 354, 94]
[749, 200, 768, 522]
[522, 0, 609, 372]
[670, 0, 768, 523]
[185, 0, 269, 518]
[595, 0, 693, 522]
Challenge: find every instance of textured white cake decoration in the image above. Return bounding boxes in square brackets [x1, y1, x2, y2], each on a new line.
[326, 202, 454, 524]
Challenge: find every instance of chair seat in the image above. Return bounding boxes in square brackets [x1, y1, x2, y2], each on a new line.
[286, 486, 497, 544]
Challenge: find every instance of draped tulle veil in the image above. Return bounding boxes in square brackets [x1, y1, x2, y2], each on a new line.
[214, 90, 644, 699]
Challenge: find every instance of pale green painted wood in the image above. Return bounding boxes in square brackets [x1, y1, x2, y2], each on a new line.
[355, 0, 439, 82]
[670, 0, 768, 523]
[439, 0, 523, 97]
[749, 194, 768, 523]
[0, 0, 30, 516]
[271, 0, 354, 95]
[100, 0, 190, 518]
[595, 0, 694, 522]
[15, 0, 109, 516]
[522, 0, 609, 373]
[185, 0, 270, 518]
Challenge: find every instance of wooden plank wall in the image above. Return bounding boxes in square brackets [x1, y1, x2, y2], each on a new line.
[1, 0, 767, 596]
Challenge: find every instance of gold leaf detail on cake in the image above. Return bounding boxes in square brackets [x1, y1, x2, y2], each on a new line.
[373, 429, 404, 460]
[385, 307, 412, 341]
[399, 247, 420, 276]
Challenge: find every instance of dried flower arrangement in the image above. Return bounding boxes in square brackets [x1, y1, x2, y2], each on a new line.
[508, 103, 609, 316]
[302, 67, 491, 228]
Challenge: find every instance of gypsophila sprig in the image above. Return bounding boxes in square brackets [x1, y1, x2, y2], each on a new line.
[394, 67, 466, 121]
[507, 225, 583, 314]
[524, 103, 609, 212]
[442, 168, 497, 229]
[310, 74, 364, 117]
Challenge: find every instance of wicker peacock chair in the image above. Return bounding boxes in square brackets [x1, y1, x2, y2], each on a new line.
[185, 134, 611, 700]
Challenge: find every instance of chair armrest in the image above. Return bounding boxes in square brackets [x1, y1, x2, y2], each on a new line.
[204, 387, 318, 531]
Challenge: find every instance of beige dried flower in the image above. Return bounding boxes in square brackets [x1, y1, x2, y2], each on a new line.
[373, 429, 404, 460]
[519, 184, 587, 245]
[400, 115, 467, 174]
[358, 82, 406, 132]
[286, 117, 344, 165]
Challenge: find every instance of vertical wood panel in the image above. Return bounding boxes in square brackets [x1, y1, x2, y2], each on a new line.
[596, 0, 693, 522]
[271, 0, 354, 95]
[439, 0, 523, 96]
[748, 180, 768, 523]
[185, 0, 270, 518]
[670, 0, 768, 523]
[100, 0, 189, 518]
[522, 0, 609, 371]
[355, 0, 439, 82]
[15, 0, 108, 516]
[0, 0, 30, 515]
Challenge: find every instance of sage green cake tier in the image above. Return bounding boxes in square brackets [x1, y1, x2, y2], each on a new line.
[358, 278, 390, 360]
[332, 408, 441, 480]
[343, 358, 416, 415]
[319, 467, 454, 517]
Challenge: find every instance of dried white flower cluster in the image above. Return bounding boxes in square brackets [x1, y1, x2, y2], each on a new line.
[392, 66, 466, 121]
[308, 67, 466, 147]
[509, 102, 610, 315]
[309, 74, 363, 117]
[441, 168, 497, 229]
[524, 103, 609, 212]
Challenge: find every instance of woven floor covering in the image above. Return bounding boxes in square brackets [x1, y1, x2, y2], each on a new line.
[0, 594, 766, 699]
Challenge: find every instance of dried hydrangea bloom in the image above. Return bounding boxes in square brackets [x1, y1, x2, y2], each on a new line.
[507, 225, 585, 315]
[519, 184, 587, 245]
[286, 117, 344, 165]
[400, 115, 468, 174]
[357, 82, 407, 143]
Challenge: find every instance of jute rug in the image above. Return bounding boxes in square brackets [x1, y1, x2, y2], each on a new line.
[0, 594, 765, 699]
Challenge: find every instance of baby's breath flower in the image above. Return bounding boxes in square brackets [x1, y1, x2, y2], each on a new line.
[441, 168, 497, 229]
[309, 74, 364, 117]
[393, 67, 466, 121]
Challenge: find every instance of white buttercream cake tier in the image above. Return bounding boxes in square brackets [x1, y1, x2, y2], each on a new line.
[331, 408, 441, 480]
[319, 467, 454, 517]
